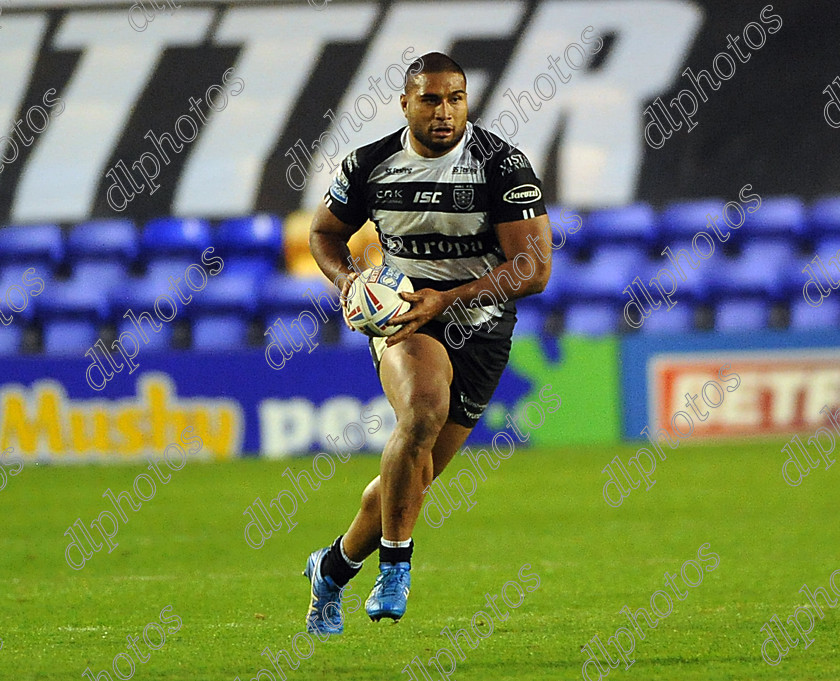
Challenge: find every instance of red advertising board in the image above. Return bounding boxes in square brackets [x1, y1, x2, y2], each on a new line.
[650, 351, 840, 439]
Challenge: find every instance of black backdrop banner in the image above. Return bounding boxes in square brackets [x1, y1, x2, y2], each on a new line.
[0, 0, 838, 224]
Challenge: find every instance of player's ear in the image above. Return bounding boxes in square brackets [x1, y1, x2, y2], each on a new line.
[400, 93, 408, 115]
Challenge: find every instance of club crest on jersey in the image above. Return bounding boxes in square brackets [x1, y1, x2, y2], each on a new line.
[453, 185, 474, 211]
[330, 172, 349, 204]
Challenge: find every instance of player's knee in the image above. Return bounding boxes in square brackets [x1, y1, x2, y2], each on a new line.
[395, 389, 448, 448]
[401, 408, 448, 450]
[410, 387, 449, 422]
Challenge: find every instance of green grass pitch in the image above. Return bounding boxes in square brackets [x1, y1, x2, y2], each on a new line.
[1, 440, 838, 680]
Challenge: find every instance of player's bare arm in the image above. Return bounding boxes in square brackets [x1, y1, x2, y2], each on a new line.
[385, 214, 552, 346]
[308, 202, 365, 329]
[309, 201, 360, 291]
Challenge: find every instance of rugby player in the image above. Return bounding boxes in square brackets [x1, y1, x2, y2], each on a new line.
[305, 52, 551, 633]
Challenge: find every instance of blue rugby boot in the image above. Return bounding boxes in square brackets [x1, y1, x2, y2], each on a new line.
[303, 547, 344, 635]
[365, 562, 411, 621]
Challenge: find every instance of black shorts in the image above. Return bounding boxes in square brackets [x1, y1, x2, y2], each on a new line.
[369, 309, 515, 428]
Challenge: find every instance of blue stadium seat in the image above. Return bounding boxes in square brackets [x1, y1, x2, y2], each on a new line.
[0, 225, 63, 276]
[0, 270, 40, 322]
[741, 240, 797, 262]
[537, 251, 573, 310]
[36, 282, 109, 321]
[0, 263, 53, 286]
[71, 261, 130, 294]
[658, 198, 726, 241]
[222, 258, 275, 282]
[192, 316, 250, 350]
[262, 276, 334, 352]
[584, 203, 656, 247]
[67, 220, 133, 293]
[816, 237, 840, 264]
[591, 242, 649, 262]
[188, 274, 257, 350]
[709, 242, 790, 301]
[639, 304, 694, 333]
[264, 312, 326, 352]
[145, 258, 199, 284]
[141, 217, 211, 262]
[43, 320, 99, 355]
[36, 282, 109, 355]
[67, 219, 138, 263]
[807, 196, 840, 240]
[188, 273, 257, 315]
[790, 296, 840, 330]
[115, 317, 173, 351]
[216, 214, 283, 278]
[563, 247, 645, 302]
[714, 298, 770, 331]
[802, 240, 840, 294]
[564, 302, 619, 334]
[790, 254, 825, 301]
[742, 195, 806, 243]
[111, 279, 176, 350]
[649, 239, 720, 305]
[545, 206, 585, 254]
[0, 325, 23, 355]
[260, 274, 336, 316]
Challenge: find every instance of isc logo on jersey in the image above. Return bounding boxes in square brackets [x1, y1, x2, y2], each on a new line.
[414, 191, 442, 204]
[503, 184, 542, 204]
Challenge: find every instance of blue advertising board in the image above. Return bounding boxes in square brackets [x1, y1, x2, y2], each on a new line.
[0, 331, 630, 463]
[0, 345, 531, 462]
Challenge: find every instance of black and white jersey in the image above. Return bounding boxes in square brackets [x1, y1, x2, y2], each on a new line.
[323, 122, 546, 326]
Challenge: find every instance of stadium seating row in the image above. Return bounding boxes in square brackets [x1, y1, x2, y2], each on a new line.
[0, 195, 838, 354]
[538, 241, 840, 305]
[5, 240, 832, 319]
[0, 214, 284, 282]
[549, 195, 840, 251]
[0, 287, 834, 356]
[2, 194, 840, 273]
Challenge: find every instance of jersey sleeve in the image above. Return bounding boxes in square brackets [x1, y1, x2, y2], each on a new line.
[323, 152, 369, 227]
[486, 148, 547, 224]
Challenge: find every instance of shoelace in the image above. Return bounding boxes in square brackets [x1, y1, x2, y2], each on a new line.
[377, 568, 410, 599]
[318, 583, 342, 604]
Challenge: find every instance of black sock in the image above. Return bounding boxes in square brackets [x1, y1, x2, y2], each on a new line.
[379, 539, 414, 566]
[320, 536, 362, 587]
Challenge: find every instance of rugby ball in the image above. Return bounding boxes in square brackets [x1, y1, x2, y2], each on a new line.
[345, 266, 413, 337]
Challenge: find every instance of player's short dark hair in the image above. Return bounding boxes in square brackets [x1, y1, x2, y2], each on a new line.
[404, 52, 466, 94]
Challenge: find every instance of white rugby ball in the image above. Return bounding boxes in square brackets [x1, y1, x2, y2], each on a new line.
[345, 265, 413, 337]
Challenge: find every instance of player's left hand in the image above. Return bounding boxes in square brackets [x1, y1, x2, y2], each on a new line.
[385, 289, 447, 347]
